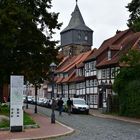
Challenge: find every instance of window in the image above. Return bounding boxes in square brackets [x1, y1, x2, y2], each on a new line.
[86, 80, 96, 87]
[111, 68, 115, 78]
[90, 62, 94, 70]
[60, 73, 63, 78]
[85, 63, 90, 70]
[89, 95, 94, 104]
[57, 85, 62, 93]
[76, 69, 80, 76]
[76, 68, 83, 76]
[90, 61, 96, 70]
[90, 80, 94, 86]
[86, 80, 90, 87]
[76, 83, 79, 89]
[76, 82, 85, 90]
[94, 79, 98, 86]
[93, 95, 98, 104]
[69, 84, 75, 95]
[64, 73, 68, 78]
[79, 69, 83, 76]
[101, 69, 106, 79]
[106, 68, 110, 78]
[108, 50, 111, 60]
[56, 74, 60, 78]
[111, 67, 120, 77]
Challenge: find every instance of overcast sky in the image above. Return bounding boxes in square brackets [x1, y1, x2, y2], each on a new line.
[51, 0, 131, 48]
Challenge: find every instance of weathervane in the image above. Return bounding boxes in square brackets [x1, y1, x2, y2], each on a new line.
[76, 0, 78, 4]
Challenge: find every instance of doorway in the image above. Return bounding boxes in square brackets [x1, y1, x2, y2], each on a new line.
[98, 91, 103, 108]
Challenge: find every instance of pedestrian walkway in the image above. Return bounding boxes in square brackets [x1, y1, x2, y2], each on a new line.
[90, 109, 140, 124]
[0, 109, 74, 140]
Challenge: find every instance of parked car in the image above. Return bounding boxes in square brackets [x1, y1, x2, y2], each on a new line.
[71, 98, 89, 114]
[27, 96, 34, 103]
[37, 98, 46, 106]
[43, 99, 52, 108]
[23, 95, 26, 103]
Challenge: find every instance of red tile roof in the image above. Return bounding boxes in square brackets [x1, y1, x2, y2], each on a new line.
[56, 50, 92, 73]
[96, 56, 119, 68]
[85, 30, 134, 68]
[61, 71, 75, 83]
[56, 29, 140, 83]
[95, 29, 133, 57]
[69, 76, 85, 83]
[121, 32, 140, 51]
[56, 77, 64, 84]
[67, 72, 76, 83]
[84, 48, 97, 62]
[76, 62, 84, 68]
[56, 50, 93, 83]
[109, 44, 122, 50]
[96, 31, 140, 68]
[62, 72, 85, 83]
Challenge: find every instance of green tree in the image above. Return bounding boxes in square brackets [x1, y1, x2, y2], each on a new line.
[113, 50, 140, 117]
[127, 0, 140, 31]
[0, 0, 62, 101]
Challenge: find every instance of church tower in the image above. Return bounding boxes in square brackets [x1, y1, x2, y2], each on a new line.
[60, 1, 93, 56]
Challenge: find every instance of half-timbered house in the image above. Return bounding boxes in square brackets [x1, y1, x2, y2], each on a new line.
[96, 30, 140, 111]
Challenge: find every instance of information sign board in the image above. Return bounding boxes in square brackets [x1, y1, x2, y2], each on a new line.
[10, 75, 24, 132]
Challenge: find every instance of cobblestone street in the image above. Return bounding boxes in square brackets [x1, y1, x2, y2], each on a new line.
[36, 106, 140, 140]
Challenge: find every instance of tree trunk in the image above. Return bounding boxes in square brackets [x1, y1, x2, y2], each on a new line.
[0, 82, 3, 103]
[34, 84, 38, 113]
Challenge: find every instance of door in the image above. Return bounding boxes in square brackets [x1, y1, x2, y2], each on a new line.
[98, 91, 103, 108]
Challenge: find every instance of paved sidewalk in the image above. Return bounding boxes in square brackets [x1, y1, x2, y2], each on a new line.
[0, 109, 74, 140]
[90, 109, 140, 124]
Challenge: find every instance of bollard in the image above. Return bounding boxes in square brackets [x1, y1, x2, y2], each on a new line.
[51, 110, 55, 123]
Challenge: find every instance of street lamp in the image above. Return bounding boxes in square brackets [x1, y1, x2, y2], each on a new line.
[50, 62, 57, 98]
[50, 62, 57, 123]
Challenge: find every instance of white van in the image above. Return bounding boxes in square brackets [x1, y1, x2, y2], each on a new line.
[72, 98, 89, 114]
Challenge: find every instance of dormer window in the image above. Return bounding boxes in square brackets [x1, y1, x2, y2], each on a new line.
[108, 50, 111, 60]
[76, 68, 83, 76]
[64, 73, 68, 78]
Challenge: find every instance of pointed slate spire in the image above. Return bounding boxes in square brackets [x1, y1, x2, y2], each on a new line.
[61, 3, 92, 33]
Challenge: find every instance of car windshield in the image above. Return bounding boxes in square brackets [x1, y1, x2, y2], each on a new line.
[73, 99, 86, 105]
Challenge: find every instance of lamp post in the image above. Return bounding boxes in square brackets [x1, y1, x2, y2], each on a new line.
[26, 81, 29, 109]
[50, 62, 57, 123]
[34, 84, 38, 113]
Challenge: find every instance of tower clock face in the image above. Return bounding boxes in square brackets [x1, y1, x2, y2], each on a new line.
[85, 35, 88, 41]
[77, 32, 88, 41]
[78, 34, 81, 40]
